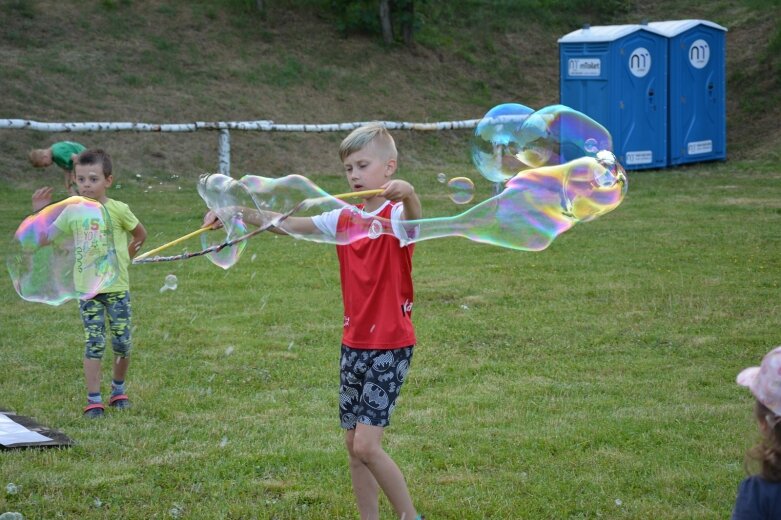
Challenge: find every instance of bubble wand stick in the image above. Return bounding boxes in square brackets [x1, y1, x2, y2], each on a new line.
[331, 188, 383, 199]
[134, 227, 210, 261]
[132, 188, 384, 264]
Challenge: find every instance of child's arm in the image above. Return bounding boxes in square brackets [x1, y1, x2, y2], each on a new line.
[128, 223, 147, 259]
[382, 180, 422, 221]
[32, 186, 54, 213]
[202, 208, 318, 236]
[31, 187, 57, 246]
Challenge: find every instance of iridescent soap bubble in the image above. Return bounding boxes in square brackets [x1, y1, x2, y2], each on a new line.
[437, 172, 447, 184]
[515, 104, 613, 168]
[7, 197, 119, 305]
[201, 173, 350, 248]
[199, 213, 248, 269]
[159, 274, 178, 293]
[472, 103, 535, 182]
[447, 177, 475, 204]
[408, 154, 627, 250]
[195, 106, 626, 264]
[197, 173, 257, 269]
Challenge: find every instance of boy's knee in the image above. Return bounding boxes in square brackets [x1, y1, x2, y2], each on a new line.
[351, 434, 381, 464]
[84, 342, 105, 360]
[111, 340, 132, 357]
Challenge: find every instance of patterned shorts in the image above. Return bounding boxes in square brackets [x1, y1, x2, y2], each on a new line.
[339, 344, 413, 429]
[79, 291, 132, 360]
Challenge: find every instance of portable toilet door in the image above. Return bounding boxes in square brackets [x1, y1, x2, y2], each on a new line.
[559, 24, 668, 170]
[648, 20, 727, 165]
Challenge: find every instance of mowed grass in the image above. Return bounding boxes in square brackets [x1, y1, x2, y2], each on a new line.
[1, 158, 780, 519]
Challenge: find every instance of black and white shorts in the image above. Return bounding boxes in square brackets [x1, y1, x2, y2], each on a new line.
[339, 344, 413, 429]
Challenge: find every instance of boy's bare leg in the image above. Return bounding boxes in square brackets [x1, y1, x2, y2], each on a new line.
[352, 423, 417, 520]
[113, 356, 129, 383]
[83, 358, 102, 394]
[346, 428, 380, 519]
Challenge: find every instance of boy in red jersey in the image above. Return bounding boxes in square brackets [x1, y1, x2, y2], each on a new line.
[204, 123, 422, 519]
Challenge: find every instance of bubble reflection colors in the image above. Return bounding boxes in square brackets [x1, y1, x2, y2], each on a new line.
[410, 154, 627, 251]
[472, 103, 613, 180]
[199, 212, 248, 270]
[194, 105, 626, 266]
[472, 103, 535, 183]
[447, 177, 475, 204]
[7, 197, 119, 305]
[198, 152, 625, 258]
[515, 104, 612, 168]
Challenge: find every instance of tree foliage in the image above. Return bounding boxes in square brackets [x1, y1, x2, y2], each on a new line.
[330, 0, 423, 45]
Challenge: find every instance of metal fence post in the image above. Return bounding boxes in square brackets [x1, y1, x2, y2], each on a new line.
[218, 129, 231, 176]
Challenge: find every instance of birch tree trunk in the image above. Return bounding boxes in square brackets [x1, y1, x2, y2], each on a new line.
[400, 0, 414, 45]
[379, 0, 394, 45]
[255, 0, 267, 20]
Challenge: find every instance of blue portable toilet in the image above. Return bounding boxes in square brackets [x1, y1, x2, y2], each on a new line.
[647, 20, 727, 165]
[559, 24, 668, 170]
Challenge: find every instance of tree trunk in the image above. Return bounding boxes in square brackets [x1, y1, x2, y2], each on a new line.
[400, 0, 414, 45]
[255, 0, 267, 20]
[379, 0, 394, 45]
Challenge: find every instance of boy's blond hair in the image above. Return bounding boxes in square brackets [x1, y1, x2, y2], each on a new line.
[29, 148, 52, 167]
[339, 122, 397, 162]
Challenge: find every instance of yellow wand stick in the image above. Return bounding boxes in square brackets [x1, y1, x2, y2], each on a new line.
[330, 188, 384, 199]
[134, 189, 384, 261]
[134, 227, 211, 261]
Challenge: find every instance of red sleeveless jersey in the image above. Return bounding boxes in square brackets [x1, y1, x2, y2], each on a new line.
[335, 202, 416, 349]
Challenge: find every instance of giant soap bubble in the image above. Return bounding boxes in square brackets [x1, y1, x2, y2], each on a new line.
[196, 172, 255, 269]
[152, 104, 627, 269]
[197, 151, 625, 262]
[7, 196, 118, 305]
[472, 103, 613, 182]
[472, 103, 535, 183]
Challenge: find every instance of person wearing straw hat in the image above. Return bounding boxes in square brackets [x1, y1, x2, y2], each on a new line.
[733, 346, 781, 519]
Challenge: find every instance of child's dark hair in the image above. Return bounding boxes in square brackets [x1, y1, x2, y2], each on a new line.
[75, 149, 112, 178]
[747, 400, 781, 481]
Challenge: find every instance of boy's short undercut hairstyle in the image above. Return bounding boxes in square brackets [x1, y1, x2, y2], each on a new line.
[339, 122, 397, 162]
[75, 149, 113, 178]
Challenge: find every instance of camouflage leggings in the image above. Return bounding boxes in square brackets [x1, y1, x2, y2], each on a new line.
[79, 291, 132, 360]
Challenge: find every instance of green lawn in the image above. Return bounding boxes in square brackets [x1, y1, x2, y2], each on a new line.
[1, 158, 780, 518]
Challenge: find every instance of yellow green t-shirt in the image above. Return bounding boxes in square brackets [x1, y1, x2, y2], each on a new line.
[101, 199, 139, 292]
[53, 198, 139, 294]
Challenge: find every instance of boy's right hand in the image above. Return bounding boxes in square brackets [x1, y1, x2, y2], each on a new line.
[202, 210, 224, 230]
[32, 187, 54, 212]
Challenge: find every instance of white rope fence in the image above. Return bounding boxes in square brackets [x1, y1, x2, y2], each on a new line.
[1, 118, 480, 175]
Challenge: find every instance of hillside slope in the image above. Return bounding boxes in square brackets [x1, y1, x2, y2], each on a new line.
[0, 0, 778, 184]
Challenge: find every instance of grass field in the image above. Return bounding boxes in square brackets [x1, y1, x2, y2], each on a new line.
[1, 155, 780, 518]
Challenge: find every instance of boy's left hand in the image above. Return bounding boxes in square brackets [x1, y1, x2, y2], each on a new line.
[32, 187, 54, 212]
[381, 180, 415, 202]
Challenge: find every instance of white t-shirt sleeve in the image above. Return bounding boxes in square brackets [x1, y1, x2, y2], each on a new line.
[310, 207, 342, 240]
[390, 204, 419, 245]
[311, 204, 419, 245]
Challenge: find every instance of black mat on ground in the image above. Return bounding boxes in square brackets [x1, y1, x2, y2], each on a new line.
[0, 409, 75, 449]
